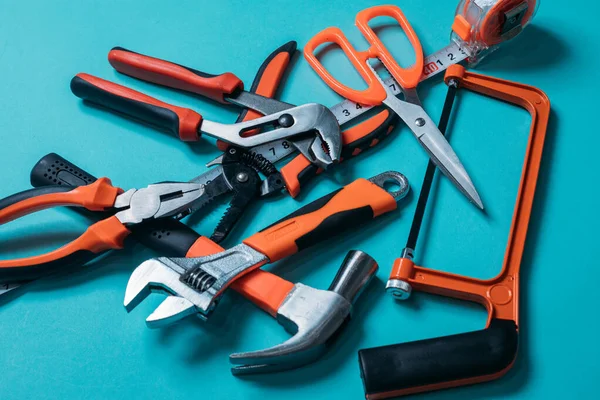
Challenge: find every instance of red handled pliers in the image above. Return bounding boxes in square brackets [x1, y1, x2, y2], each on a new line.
[0, 178, 208, 281]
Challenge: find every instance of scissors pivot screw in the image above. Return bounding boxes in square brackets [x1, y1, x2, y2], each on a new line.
[415, 118, 426, 127]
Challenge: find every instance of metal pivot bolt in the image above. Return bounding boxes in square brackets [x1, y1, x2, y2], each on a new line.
[278, 113, 294, 128]
[386, 279, 412, 300]
[236, 172, 249, 183]
[415, 118, 426, 127]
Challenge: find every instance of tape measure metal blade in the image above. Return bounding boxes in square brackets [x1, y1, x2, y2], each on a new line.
[0, 283, 19, 296]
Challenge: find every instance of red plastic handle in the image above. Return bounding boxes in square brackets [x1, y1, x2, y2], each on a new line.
[108, 47, 244, 104]
[71, 73, 202, 141]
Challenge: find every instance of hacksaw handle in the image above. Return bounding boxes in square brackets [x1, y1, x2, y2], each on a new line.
[358, 319, 519, 399]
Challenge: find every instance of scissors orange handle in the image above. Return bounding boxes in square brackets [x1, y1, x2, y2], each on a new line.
[304, 5, 424, 105]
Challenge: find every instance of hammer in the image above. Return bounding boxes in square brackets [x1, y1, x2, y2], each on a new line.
[230, 250, 378, 374]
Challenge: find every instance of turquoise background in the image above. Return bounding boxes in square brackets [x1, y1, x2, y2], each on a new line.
[0, 0, 598, 398]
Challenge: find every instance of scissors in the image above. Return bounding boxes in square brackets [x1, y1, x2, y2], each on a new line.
[304, 5, 483, 209]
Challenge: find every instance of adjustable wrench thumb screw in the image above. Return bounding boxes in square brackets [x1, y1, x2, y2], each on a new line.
[229, 250, 378, 375]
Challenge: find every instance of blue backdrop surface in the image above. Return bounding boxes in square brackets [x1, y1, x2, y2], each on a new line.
[0, 0, 598, 398]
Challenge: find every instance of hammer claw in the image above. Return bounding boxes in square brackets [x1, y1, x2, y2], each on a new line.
[230, 344, 327, 375]
[228, 250, 379, 375]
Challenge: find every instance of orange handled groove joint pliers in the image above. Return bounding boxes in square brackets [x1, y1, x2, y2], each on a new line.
[71, 42, 400, 198]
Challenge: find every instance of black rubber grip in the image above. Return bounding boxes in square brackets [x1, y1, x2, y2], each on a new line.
[340, 110, 398, 160]
[259, 188, 342, 231]
[295, 206, 374, 251]
[29, 154, 201, 258]
[0, 250, 100, 284]
[128, 219, 201, 257]
[0, 186, 72, 211]
[358, 319, 518, 398]
[30, 153, 97, 188]
[70, 75, 182, 138]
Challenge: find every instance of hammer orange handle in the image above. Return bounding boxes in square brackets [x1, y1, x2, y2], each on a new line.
[243, 177, 398, 261]
[71, 73, 202, 141]
[109, 47, 244, 104]
[185, 236, 293, 317]
[281, 108, 397, 197]
[0, 178, 121, 224]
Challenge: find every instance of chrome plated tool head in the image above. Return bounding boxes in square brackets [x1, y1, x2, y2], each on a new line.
[202, 103, 342, 170]
[229, 250, 378, 375]
[113, 182, 208, 225]
[123, 243, 268, 327]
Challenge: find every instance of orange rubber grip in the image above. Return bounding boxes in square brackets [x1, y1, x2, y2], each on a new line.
[71, 73, 202, 141]
[108, 47, 243, 104]
[185, 236, 293, 317]
[0, 215, 130, 270]
[0, 178, 120, 224]
[216, 43, 294, 150]
[304, 5, 423, 105]
[243, 178, 397, 262]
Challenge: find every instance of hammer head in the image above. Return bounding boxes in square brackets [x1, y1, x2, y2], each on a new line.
[229, 250, 378, 374]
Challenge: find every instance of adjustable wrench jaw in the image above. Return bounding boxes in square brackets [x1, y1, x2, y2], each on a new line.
[124, 244, 268, 326]
[287, 104, 343, 170]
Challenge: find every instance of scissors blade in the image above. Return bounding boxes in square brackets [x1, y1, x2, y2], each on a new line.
[386, 95, 483, 209]
[364, 62, 482, 209]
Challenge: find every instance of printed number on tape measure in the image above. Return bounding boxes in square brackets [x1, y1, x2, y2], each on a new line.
[330, 42, 470, 125]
